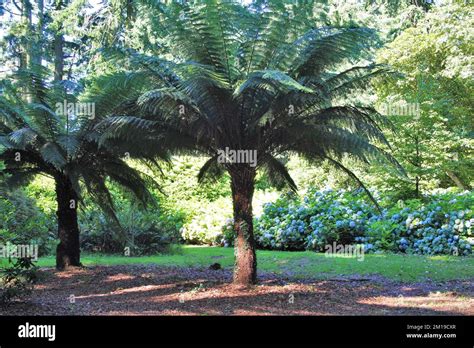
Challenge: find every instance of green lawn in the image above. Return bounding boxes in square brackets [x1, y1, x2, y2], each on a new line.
[12, 245, 474, 282]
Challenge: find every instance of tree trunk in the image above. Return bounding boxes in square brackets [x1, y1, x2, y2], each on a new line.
[446, 171, 470, 191]
[21, 0, 33, 102]
[415, 176, 420, 198]
[55, 175, 81, 270]
[32, 0, 45, 67]
[414, 135, 421, 198]
[53, 1, 64, 82]
[21, 0, 33, 69]
[230, 168, 257, 286]
[53, 33, 64, 82]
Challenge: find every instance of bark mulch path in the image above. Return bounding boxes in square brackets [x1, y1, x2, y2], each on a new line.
[1, 265, 473, 315]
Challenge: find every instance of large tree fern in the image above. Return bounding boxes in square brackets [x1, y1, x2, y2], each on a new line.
[97, 0, 403, 285]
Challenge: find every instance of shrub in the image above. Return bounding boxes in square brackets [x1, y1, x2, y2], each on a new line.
[367, 192, 474, 256]
[255, 188, 473, 255]
[180, 215, 237, 247]
[177, 194, 233, 246]
[219, 218, 236, 247]
[0, 257, 38, 306]
[305, 189, 374, 250]
[0, 188, 55, 256]
[180, 209, 229, 246]
[255, 189, 374, 251]
[254, 192, 310, 250]
[80, 201, 184, 255]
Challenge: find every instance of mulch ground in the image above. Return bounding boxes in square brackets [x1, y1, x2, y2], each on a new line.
[1, 265, 473, 315]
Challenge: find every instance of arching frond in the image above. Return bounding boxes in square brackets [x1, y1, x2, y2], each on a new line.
[260, 155, 297, 192]
[92, 0, 402, 199]
[197, 154, 226, 183]
[324, 156, 382, 214]
[292, 27, 379, 79]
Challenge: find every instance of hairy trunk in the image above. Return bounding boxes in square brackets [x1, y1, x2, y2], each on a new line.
[230, 168, 257, 285]
[55, 175, 81, 270]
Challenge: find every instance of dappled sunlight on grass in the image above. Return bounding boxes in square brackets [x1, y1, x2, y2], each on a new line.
[427, 255, 460, 261]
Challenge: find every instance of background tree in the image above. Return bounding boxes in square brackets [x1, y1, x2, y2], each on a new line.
[372, 2, 473, 198]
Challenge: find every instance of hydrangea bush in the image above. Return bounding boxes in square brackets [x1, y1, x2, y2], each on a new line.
[254, 189, 473, 256]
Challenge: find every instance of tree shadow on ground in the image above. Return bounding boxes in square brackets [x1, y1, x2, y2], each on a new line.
[1, 265, 473, 316]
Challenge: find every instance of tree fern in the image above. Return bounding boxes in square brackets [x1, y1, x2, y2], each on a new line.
[96, 0, 404, 285]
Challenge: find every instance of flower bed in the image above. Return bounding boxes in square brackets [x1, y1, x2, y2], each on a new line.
[254, 189, 473, 255]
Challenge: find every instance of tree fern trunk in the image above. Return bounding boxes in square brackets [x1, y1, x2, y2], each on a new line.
[230, 168, 257, 285]
[55, 176, 81, 270]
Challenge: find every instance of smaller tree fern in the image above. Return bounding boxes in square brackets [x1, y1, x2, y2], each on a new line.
[0, 66, 163, 269]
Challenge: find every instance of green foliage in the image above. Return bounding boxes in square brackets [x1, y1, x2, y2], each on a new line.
[365, 219, 398, 251]
[0, 171, 184, 257]
[0, 187, 55, 256]
[0, 257, 38, 306]
[178, 200, 232, 246]
[373, 2, 473, 197]
[158, 156, 231, 203]
[79, 194, 184, 256]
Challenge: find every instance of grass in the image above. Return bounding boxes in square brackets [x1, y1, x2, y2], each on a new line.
[7, 245, 474, 282]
